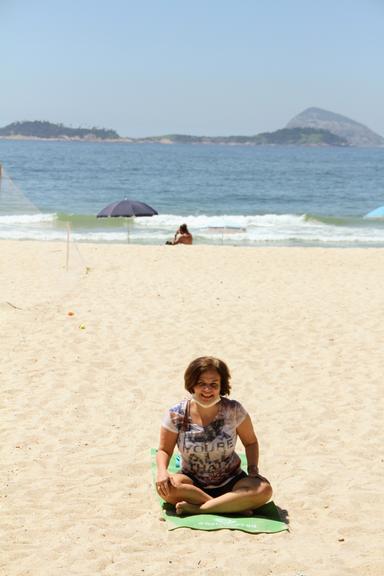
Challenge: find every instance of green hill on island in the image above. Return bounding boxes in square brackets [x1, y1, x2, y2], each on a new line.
[251, 127, 347, 145]
[0, 120, 120, 140]
[139, 127, 347, 146]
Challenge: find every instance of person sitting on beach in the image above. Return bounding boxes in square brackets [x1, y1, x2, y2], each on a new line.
[156, 356, 272, 515]
[165, 223, 193, 245]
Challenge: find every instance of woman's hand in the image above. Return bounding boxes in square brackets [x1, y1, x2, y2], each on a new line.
[156, 471, 175, 498]
[248, 466, 269, 483]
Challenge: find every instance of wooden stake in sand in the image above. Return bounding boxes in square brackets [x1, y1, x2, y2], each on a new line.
[66, 222, 71, 271]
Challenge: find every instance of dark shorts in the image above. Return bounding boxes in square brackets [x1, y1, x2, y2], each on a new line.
[186, 470, 248, 498]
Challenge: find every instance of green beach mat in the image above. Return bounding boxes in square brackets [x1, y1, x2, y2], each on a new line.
[151, 449, 288, 533]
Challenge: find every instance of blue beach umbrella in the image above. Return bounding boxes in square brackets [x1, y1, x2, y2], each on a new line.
[364, 205, 384, 219]
[96, 198, 158, 242]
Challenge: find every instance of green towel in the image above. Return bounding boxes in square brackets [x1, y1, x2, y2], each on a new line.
[151, 449, 288, 533]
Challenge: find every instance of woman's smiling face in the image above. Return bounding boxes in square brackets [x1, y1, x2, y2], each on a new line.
[193, 368, 221, 404]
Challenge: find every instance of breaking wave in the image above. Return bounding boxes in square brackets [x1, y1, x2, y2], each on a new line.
[1, 211, 384, 246]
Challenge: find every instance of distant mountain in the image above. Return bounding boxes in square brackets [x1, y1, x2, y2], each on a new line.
[0, 120, 120, 140]
[286, 107, 384, 147]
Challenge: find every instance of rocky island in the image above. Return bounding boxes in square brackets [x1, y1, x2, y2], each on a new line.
[286, 107, 384, 147]
[0, 108, 382, 146]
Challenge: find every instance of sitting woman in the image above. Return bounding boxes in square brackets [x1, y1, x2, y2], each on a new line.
[166, 223, 193, 245]
[156, 356, 272, 515]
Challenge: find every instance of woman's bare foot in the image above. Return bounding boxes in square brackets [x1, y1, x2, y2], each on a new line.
[175, 501, 201, 515]
[175, 501, 254, 516]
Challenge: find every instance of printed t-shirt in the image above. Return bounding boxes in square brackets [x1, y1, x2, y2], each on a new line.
[162, 397, 248, 488]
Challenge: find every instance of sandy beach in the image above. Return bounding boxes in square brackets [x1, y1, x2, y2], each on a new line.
[1, 240, 383, 576]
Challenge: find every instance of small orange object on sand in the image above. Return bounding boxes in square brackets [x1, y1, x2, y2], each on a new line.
[67, 311, 75, 316]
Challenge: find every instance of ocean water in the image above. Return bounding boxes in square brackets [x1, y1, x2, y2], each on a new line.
[0, 140, 383, 247]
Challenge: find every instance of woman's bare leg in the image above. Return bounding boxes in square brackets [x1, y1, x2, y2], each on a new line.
[176, 477, 272, 515]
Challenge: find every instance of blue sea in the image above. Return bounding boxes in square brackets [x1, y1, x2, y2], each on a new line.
[0, 140, 384, 247]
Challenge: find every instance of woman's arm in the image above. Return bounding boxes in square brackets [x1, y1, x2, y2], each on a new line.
[156, 427, 178, 494]
[236, 414, 260, 476]
[173, 228, 180, 241]
[172, 233, 184, 245]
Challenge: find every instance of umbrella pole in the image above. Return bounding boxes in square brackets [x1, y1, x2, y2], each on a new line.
[126, 219, 130, 243]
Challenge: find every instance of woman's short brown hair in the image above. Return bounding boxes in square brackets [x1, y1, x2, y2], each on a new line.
[184, 356, 231, 396]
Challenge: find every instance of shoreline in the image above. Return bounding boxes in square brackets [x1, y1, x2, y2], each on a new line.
[2, 237, 384, 250]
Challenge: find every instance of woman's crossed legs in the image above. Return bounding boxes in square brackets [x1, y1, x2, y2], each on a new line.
[159, 473, 272, 516]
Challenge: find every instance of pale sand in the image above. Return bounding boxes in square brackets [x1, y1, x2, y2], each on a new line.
[1, 240, 383, 576]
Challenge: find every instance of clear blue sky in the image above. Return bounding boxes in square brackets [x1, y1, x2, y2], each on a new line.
[1, 0, 383, 137]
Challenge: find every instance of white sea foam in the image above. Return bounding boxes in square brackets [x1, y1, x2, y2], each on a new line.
[0, 212, 57, 224]
[137, 213, 307, 229]
[1, 211, 384, 246]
